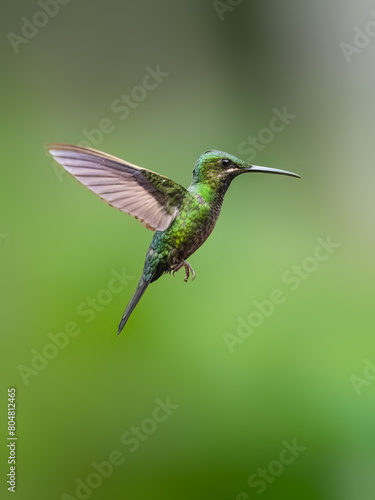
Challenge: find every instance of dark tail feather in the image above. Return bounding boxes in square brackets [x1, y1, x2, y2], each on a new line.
[117, 277, 151, 335]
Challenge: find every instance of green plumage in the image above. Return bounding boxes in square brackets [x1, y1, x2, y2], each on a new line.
[48, 145, 300, 334]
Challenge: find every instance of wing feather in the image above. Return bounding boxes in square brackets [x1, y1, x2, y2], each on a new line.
[48, 143, 186, 231]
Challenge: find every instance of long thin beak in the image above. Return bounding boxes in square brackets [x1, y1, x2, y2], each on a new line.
[245, 165, 301, 179]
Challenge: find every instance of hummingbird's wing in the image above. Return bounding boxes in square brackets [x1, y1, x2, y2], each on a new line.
[48, 143, 187, 231]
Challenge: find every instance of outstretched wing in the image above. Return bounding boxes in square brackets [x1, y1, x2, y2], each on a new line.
[48, 143, 187, 231]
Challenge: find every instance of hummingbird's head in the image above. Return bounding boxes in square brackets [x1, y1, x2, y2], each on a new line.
[192, 150, 300, 190]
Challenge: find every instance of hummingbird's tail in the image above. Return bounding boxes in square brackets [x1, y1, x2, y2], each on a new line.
[117, 276, 151, 335]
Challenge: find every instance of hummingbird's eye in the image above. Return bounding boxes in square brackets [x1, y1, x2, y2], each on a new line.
[222, 159, 231, 168]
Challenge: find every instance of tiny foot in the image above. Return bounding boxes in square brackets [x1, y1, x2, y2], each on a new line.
[184, 261, 195, 283]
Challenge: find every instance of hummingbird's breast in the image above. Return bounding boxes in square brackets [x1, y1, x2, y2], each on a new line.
[145, 192, 224, 281]
[177, 200, 221, 259]
[168, 194, 222, 256]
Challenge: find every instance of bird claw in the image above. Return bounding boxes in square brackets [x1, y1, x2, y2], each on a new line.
[184, 261, 195, 283]
[171, 260, 196, 282]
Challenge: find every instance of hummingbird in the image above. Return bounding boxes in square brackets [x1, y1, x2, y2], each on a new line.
[48, 144, 300, 334]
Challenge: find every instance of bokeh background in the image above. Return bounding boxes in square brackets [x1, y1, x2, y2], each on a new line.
[1, 1, 375, 499]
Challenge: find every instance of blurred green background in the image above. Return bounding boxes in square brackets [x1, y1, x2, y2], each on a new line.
[1, 1, 375, 499]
